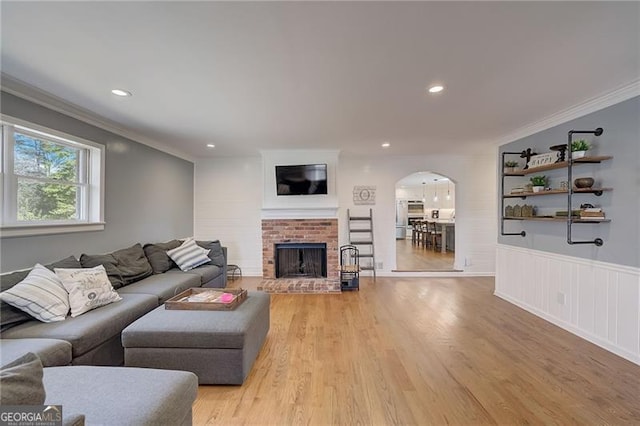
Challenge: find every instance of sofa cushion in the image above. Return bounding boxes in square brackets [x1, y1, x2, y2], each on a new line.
[79, 253, 125, 288]
[118, 273, 200, 304]
[111, 243, 153, 284]
[181, 265, 222, 285]
[1, 256, 82, 331]
[1, 294, 157, 359]
[0, 338, 73, 367]
[167, 238, 211, 272]
[55, 265, 122, 317]
[196, 240, 226, 267]
[80, 243, 153, 289]
[0, 352, 46, 405]
[43, 366, 197, 426]
[143, 240, 181, 274]
[0, 264, 70, 323]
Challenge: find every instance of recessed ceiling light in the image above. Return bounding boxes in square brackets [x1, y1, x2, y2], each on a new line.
[111, 89, 132, 97]
[381, 142, 391, 148]
[206, 144, 215, 148]
[428, 85, 444, 94]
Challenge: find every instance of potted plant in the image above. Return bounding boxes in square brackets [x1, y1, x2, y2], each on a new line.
[530, 175, 546, 192]
[571, 139, 591, 159]
[504, 160, 519, 173]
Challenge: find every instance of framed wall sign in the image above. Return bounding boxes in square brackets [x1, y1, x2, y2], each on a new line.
[353, 186, 376, 205]
[527, 152, 559, 169]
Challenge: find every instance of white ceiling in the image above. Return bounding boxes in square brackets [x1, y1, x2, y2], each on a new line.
[1, 2, 638, 159]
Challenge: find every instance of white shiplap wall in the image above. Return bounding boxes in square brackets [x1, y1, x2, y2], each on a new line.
[495, 244, 640, 365]
[194, 156, 264, 276]
[194, 150, 498, 276]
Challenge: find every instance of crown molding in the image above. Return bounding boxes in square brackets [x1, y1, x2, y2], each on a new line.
[0, 73, 195, 162]
[497, 79, 640, 146]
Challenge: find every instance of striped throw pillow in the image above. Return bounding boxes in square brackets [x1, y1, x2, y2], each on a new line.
[0, 264, 70, 322]
[167, 238, 211, 272]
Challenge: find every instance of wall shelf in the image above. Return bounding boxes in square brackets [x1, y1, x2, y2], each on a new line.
[503, 188, 612, 198]
[499, 127, 611, 246]
[506, 156, 613, 176]
[504, 216, 611, 223]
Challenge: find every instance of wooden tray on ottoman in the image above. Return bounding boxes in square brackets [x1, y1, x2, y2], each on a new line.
[165, 288, 248, 311]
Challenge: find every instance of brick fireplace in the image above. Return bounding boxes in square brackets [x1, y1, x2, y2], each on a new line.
[260, 218, 340, 293]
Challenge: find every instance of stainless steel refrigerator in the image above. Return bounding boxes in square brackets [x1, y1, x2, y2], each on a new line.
[395, 200, 407, 239]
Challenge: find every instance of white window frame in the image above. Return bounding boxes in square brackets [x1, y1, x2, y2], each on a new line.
[1, 115, 105, 237]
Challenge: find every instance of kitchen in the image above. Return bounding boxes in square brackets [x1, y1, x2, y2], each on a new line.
[395, 172, 456, 271]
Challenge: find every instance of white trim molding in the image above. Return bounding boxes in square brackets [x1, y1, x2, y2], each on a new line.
[497, 79, 640, 146]
[1, 73, 194, 163]
[495, 244, 640, 366]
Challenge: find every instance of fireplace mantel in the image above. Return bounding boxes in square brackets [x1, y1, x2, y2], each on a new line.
[261, 207, 338, 220]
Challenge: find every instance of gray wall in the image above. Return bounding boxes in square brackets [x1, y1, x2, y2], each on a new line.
[0, 92, 194, 272]
[498, 96, 639, 268]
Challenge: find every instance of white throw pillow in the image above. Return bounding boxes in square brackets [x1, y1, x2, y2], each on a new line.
[0, 264, 70, 322]
[55, 265, 122, 317]
[167, 238, 211, 272]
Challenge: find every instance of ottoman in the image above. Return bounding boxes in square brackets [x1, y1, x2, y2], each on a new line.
[122, 291, 270, 384]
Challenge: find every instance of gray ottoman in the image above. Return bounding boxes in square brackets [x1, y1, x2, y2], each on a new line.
[122, 291, 270, 385]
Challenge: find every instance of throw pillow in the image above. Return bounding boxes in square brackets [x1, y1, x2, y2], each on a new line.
[0, 352, 46, 405]
[167, 238, 211, 272]
[1, 256, 80, 330]
[46, 255, 82, 270]
[1, 270, 32, 331]
[0, 264, 70, 323]
[143, 240, 181, 274]
[111, 243, 153, 284]
[79, 253, 125, 289]
[55, 265, 122, 317]
[196, 240, 226, 267]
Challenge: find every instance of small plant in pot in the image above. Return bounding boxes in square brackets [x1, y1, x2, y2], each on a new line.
[504, 160, 519, 173]
[530, 175, 547, 192]
[571, 139, 591, 159]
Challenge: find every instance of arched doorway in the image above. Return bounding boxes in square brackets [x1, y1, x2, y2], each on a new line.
[394, 171, 458, 271]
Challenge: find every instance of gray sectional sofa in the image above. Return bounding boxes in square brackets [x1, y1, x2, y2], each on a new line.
[0, 239, 227, 366]
[0, 239, 228, 425]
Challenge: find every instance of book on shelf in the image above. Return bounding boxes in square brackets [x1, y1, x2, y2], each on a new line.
[580, 211, 605, 218]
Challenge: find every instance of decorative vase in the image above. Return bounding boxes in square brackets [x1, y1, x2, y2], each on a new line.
[504, 167, 515, 173]
[574, 177, 595, 189]
[532, 186, 544, 193]
[572, 150, 587, 159]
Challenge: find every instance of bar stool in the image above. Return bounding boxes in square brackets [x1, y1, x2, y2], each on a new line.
[427, 221, 442, 251]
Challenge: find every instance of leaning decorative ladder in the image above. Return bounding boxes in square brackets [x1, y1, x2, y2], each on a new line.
[347, 208, 376, 280]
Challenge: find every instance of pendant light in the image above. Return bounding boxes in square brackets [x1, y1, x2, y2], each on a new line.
[433, 179, 438, 202]
[421, 181, 426, 203]
[446, 180, 451, 200]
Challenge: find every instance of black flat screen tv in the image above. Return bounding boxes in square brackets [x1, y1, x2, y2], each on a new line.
[276, 164, 327, 196]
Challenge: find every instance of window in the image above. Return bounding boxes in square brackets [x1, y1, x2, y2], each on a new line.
[1, 117, 104, 237]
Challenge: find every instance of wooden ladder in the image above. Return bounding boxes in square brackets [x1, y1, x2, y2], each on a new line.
[347, 208, 376, 280]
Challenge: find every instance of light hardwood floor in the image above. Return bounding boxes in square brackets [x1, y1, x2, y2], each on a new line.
[395, 238, 456, 271]
[194, 276, 640, 425]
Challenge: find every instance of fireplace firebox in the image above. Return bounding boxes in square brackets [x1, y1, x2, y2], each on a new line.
[275, 243, 327, 278]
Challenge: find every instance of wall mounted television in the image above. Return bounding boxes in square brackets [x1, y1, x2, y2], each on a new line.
[275, 164, 327, 196]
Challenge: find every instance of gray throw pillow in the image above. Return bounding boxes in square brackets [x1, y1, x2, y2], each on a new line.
[143, 240, 181, 274]
[79, 253, 125, 289]
[111, 243, 153, 284]
[0, 352, 46, 405]
[46, 255, 82, 271]
[196, 240, 226, 267]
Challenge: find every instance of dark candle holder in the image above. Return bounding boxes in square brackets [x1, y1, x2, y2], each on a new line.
[550, 144, 567, 162]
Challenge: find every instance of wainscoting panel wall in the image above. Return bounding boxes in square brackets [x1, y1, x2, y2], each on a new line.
[495, 244, 640, 365]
